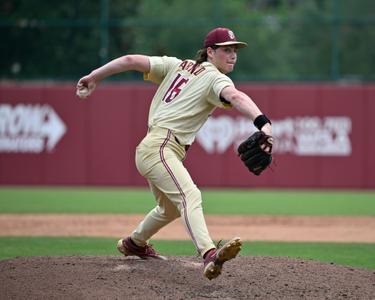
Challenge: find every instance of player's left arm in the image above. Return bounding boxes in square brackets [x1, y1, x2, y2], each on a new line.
[220, 85, 272, 135]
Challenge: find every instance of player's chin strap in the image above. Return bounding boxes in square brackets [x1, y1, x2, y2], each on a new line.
[254, 114, 271, 130]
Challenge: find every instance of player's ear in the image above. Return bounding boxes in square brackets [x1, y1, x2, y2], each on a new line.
[206, 47, 216, 59]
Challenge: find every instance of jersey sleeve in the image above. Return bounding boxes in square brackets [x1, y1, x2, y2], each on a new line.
[207, 74, 234, 108]
[144, 56, 181, 85]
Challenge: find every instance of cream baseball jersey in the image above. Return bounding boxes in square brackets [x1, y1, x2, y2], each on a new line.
[144, 56, 234, 145]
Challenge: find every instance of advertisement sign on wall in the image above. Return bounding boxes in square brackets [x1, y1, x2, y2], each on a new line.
[0, 104, 66, 153]
[196, 115, 352, 156]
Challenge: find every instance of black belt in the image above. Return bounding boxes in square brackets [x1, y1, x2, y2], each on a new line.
[175, 137, 190, 152]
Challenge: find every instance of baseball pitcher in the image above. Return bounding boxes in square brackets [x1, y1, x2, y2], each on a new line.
[76, 27, 273, 280]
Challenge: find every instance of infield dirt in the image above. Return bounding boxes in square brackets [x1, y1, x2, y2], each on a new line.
[1, 255, 375, 299]
[1, 214, 375, 242]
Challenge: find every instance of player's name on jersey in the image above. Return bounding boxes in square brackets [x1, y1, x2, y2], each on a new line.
[178, 60, 206, 76]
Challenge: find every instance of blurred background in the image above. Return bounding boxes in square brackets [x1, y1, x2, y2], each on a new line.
[1, 0, 374, 82]
[0, 0, 374, 189]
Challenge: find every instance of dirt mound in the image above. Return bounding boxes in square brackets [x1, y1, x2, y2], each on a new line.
[1, 256, 374, 299]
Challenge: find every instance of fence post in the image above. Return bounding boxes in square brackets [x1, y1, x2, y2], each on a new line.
[100, 0, 109, 65]
[331, 0, 341, 80]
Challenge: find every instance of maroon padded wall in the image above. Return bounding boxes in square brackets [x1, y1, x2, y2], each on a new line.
[0, 82, 374, 189]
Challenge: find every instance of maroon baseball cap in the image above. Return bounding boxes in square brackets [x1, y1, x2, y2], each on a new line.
[204, 27, 247, 48]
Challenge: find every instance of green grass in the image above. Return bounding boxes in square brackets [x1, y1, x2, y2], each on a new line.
[1, 187, 375, 215]
[0, 237, 374, 270]
[1, 187, 374, 271]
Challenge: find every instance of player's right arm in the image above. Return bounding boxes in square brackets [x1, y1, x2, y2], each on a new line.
[76, 55, 150, 97]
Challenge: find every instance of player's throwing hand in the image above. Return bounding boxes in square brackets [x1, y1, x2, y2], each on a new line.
[76, 76, 96, 99]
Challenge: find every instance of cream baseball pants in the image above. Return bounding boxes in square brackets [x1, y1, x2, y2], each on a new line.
[131, 126, 215, 257]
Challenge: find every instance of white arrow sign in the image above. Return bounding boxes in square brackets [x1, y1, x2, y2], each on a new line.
[0, 104, 67, 153]
[39, 106, 67, 151]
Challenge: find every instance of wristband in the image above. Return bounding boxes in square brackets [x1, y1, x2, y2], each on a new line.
[254, 114, 271, 130]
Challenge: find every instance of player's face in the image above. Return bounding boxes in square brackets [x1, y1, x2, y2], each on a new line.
[209, 46, 238, 74]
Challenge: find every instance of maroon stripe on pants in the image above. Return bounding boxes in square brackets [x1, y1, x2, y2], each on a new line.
[159, 130, 199, 251]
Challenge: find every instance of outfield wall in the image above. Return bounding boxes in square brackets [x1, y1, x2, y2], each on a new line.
[1, 82, 374, 189]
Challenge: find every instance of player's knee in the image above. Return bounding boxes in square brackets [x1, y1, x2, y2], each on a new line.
[156, 204, 180, 220]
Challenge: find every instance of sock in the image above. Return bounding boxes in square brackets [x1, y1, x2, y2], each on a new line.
[203, 248, 216, 259]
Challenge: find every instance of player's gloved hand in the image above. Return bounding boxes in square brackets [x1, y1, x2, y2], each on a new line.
[237, 131, 273, 176]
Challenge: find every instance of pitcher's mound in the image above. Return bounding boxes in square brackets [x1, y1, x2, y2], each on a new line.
[1, 255, 374, 299]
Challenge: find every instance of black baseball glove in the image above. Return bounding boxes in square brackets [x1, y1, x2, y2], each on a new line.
[237, 131, 273, 176]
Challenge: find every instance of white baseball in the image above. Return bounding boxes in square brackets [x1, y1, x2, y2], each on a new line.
[77, 86, 89, 99]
